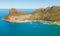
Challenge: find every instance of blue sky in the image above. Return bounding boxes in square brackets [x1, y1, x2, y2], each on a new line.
[0, 0, 60, 9]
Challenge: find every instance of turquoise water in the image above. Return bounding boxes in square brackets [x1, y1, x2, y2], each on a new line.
[0, 9, 60, 36]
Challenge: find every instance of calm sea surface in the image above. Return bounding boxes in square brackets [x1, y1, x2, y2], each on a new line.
[0, 9, 60, 36]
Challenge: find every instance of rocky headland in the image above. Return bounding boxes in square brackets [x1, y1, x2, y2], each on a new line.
[3, 6, 60, 24]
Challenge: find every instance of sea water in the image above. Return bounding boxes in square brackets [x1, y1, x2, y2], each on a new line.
[0, 9, 60, 36]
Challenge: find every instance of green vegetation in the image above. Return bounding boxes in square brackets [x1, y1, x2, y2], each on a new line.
[3, 16, 9, 20]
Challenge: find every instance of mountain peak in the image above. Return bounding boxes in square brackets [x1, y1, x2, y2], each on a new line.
[9, 8, 25, 16]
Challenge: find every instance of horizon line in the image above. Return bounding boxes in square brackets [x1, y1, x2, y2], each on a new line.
[0, 5, 60, 9]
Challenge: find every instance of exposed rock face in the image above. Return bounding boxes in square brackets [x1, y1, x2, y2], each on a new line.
[32, 6, 60, 21]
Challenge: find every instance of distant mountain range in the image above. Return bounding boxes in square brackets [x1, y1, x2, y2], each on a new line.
[4, 6, 60, 22]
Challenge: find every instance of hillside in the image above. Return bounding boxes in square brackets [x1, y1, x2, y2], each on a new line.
[31, 6, 60, 22]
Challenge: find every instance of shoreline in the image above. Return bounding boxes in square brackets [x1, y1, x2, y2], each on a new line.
[1, 19, 60, 25]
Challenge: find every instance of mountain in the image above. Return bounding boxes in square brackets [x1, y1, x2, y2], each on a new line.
[32, 6, 60, 22]
[9, 8, 25, 16]
[4, 8, 25, 20]
[3, 6, 60, 22]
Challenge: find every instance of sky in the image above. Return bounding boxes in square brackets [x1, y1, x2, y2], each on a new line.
[0, 0, 60, 9]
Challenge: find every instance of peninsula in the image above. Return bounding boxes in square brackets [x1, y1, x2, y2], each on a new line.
[3, 6, 60, 24]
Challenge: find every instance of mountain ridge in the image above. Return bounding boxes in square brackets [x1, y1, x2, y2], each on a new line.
[32, 6, 60, 21]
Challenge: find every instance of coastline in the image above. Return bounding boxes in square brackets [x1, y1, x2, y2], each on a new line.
[1, 18, 60, 25]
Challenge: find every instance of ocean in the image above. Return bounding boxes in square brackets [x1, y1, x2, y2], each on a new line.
[0, 9, 60, 36]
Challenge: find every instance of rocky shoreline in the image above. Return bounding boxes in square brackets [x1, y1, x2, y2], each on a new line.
[3, 6, 60, 25]
[2, 18, 60, 25]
